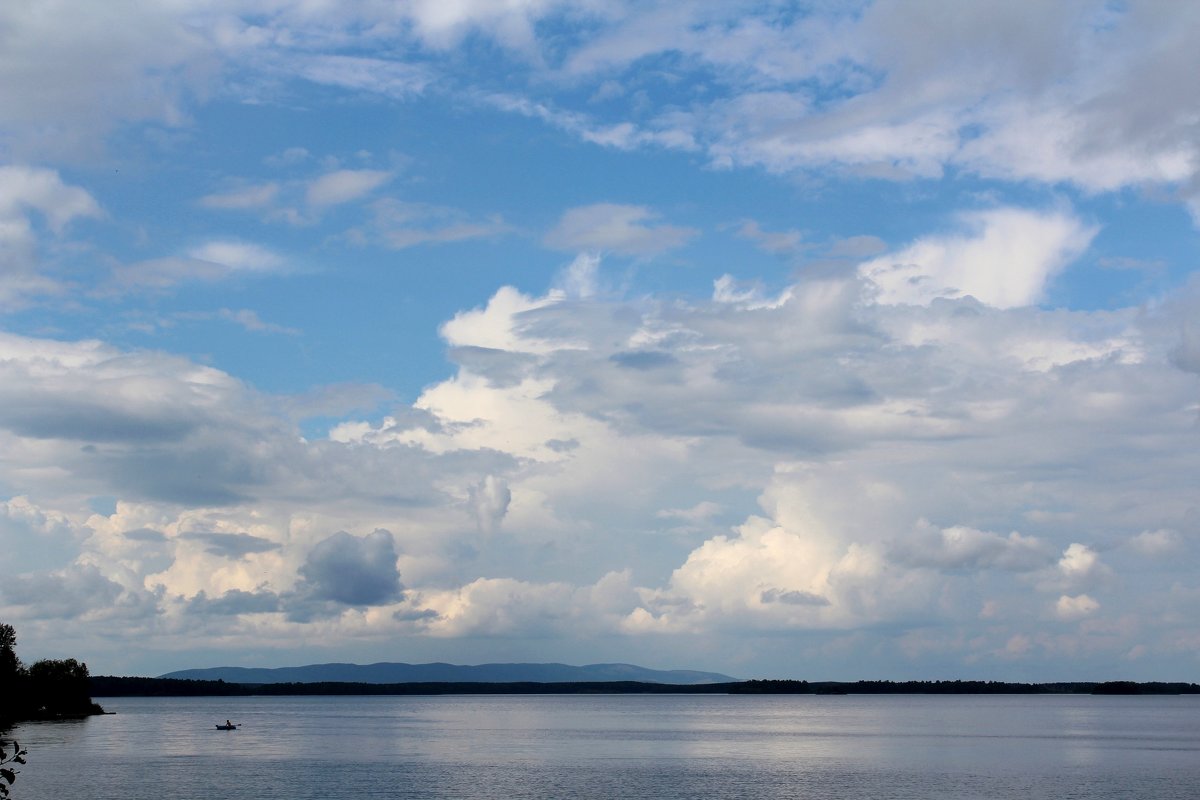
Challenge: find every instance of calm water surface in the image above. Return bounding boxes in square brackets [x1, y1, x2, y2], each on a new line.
[9, 694, 1200, 799]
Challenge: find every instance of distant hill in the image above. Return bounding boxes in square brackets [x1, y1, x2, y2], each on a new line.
[159, 662, 737, 685]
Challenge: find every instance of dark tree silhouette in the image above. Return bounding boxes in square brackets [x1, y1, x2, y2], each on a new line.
[0, 739, 26, 799]
[26, 659, 98, 716]
[0, 625, 17, 674]
[0, 624, 21, 727]
[0, 622, 104, 723]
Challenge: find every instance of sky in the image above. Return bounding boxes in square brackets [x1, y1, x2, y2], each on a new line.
[1, 0, 1199, 682]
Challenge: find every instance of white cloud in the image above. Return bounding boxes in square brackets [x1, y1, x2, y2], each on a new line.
[361, 199, 510, 249]
[483, 92, 698, 154]
[1054, 543, 1113, 593]
[264, 147, 311, 168]
[4, 260, 1200, 676]
[188, 240, 284, 272]
[294, 55, 431, 99]
[405, 0, 569, 51]
[544, 203, 697, 256]
[657, 501, 723, 524]
[557, 2, 1200, 208]
[305, 169, 393, 208]
[0, 0, 213, 157]
[5, 0, 1199, 226]
[174, 308, 299, 336]
[1056, 594, 1100, 621]
[1058, 543, 1100, 578]
[859, 208, 1097, 308]
[892, 522, 1050, 572]
[734, 220, 803, 256]
[1129, 529, 1182, 557]
[113, 240, 286, 291]
[0, 165, 102, 307]
[469, 475, 512, 534]
[0, 165, 103, 232]
[199, 183, 279, 210]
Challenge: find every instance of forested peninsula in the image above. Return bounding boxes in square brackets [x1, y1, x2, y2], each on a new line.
[0, 623, 105, 727]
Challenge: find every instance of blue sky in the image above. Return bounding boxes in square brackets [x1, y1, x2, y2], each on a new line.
[2, 0, 1200, 681]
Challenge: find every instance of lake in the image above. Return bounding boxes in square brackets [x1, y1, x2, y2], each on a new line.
[7, 694, 1200, 799]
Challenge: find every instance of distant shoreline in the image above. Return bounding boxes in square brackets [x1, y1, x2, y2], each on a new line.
[89, 677, 1200, 698]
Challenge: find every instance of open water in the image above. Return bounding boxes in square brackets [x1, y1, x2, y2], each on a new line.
[7, 693, 1200, 799]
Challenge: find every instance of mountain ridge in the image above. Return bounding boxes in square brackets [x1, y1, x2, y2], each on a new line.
[159, 661, 737, 685]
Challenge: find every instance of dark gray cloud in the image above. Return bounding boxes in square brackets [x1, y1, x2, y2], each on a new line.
[393, 607, 439, 622]
[296, 529, 402, 607]
[0, 564, 126, 619]
[1170, 313, 1200, 375]
[81, 445, 256, 506]
[0, 401, 196, 443]
[888, 525, 1053, 573]
[123, 527, 167, 542]
[187, 588, 281, 616]
[760, 589, 830, 607]
[448, 346, 538, 387]
[182, 531, 281, 559]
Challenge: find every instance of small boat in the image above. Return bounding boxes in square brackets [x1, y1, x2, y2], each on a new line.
[215, 723, 238, 730]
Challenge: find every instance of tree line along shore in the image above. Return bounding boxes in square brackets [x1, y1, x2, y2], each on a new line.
[89, 676, 1200, 697]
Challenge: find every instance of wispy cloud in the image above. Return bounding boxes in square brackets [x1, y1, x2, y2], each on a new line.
[545, 203, 697, 256]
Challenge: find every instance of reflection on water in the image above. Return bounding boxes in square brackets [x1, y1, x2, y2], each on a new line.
[11, 694, 1200, 799]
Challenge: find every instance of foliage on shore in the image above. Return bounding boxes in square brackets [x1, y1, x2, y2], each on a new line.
[1, 623, 105, 727]
[0, 739, 27, 799]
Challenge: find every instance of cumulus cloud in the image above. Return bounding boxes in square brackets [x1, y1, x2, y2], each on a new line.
[187, 588, 281, 616]
[0, 166, 102, 306]
[403, 0, 581, 51]
[8, 256, 1199, 662]
[1056, 594, 1100, 621]
[2, 183, 1199, 676]
[859, 208, 1097, 308]
[0, 496, 84, 572]
[553, 2, 1200, 207]
[891, 522, 1051, 572]
[0, 0, 212, 157]
[544, 203, 697, 256]
[0, 165, 103, 232]
[1058, 543, 1101, 579]
[1129, 529, 1182, 557]
[181, 531, 281, 559]
[1052, 543, 1112, 592]
[469, 475, 511, 534]
[1, 564, 130, 619]
[6, 0, 1200, 228]
[295, 529, 403, 607]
